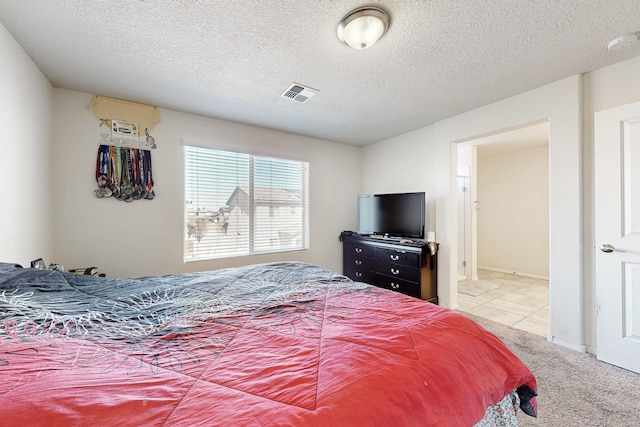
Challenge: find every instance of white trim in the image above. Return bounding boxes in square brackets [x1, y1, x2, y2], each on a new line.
[476, 266, 549, 281]
[547, 334, 587, 353]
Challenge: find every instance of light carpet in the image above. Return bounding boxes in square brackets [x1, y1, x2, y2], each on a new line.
[462, 312, 640, 426]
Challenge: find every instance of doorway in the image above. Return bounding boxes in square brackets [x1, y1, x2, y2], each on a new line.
[455, 122, 550, 337]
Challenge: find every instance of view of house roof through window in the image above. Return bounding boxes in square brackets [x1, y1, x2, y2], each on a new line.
[184, 146, 309, 261]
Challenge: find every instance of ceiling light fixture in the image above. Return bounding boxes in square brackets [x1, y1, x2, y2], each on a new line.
[337, 6, 390, 50]
[607, 32, 639, 51]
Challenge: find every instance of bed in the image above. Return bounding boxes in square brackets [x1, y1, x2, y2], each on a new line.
[0, 261, 537, 426]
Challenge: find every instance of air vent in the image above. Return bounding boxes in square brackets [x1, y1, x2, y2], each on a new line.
[280, 83, 318, 103]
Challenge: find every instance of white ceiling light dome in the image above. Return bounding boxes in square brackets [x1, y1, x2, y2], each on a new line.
[607, 32, 639, 51]
[337, 6, 390, 50]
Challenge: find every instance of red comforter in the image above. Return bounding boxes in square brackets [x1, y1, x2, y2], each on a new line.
[0, 261, 536, 426]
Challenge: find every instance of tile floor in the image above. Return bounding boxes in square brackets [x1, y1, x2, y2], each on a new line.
[456, 269, 549, 337]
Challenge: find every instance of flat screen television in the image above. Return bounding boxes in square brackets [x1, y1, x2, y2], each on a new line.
[357, 192, 425, 239]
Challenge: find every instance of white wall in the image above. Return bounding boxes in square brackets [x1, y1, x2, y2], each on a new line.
[361, 57, 640, 352]
[444, 77, 583, 352]
[364, 75, 583, 351]
[51, 89, 361, 278]
[0, 23, 54, 266]
[363, 55, 640, 353]
[361, 125, 437, 236]
[477, 145, 549, 278]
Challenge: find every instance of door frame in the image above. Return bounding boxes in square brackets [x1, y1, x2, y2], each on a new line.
[457, 124, 550, 283]
[435, 75, 585, 352]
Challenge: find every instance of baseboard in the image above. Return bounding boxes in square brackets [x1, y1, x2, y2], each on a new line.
[477, 266, 549, 281]
[547, 334, 587, 353]
[458, 275, 479, 281]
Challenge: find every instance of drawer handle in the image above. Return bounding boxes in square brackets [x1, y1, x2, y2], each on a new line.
[390, 254, 399, 261]
[355, 260, 362, 265]
[355, 272, 363, 278]
[391, 268, 400, 275]
[391, 282, 400, 290]
[355, 248, 362, 254]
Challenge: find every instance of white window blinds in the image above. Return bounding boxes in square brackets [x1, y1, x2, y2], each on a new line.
[184, 146, 309, 261]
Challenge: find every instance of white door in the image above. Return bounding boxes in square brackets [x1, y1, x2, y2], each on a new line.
[595, 100, 640, 374]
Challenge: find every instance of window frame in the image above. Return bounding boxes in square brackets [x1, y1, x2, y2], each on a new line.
[183, 144, 310, 262]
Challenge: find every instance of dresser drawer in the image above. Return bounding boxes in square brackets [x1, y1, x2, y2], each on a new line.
[376, 261, 421, 283]
[375, 247, 421, 267]
[344, 256, 374, 271]
[344, 243, 375, 259]
[375, 275, 420, 298]
[344, 264, 375, 283]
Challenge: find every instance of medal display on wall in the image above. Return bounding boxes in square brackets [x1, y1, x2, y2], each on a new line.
[95, 144, 155, 202]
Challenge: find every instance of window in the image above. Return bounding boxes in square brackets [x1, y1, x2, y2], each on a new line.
[184, 145, 309, 261]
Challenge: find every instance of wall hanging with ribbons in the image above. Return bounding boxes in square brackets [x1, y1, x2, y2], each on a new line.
[89, 95, 159, 201]
[95, 145, 155, 202]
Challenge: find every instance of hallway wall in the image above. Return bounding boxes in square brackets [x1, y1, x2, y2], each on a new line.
[477, 144, 549, 278]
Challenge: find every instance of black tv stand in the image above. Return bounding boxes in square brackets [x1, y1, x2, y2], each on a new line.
[369, 234, 402, 241]
[340, 231, 438, 303]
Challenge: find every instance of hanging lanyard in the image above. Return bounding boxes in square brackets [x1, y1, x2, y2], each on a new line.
[140, 149, 147, 198]
[115, 146, 124, 199]
[95, 145, 112, 198]
[108, 146, 118, 197]
[95, 145, 109, 187]
[144, 149, 155, 199]
[122, 148, 134, 202]
[132, 149, 143, 200]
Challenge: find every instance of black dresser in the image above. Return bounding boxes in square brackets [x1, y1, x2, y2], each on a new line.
[340, 232, 438, 303]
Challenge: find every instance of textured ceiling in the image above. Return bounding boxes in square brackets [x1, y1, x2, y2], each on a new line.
[1, 0, 640, 146]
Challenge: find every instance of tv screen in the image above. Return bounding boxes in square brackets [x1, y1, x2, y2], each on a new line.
[357, 192, 425, 239]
